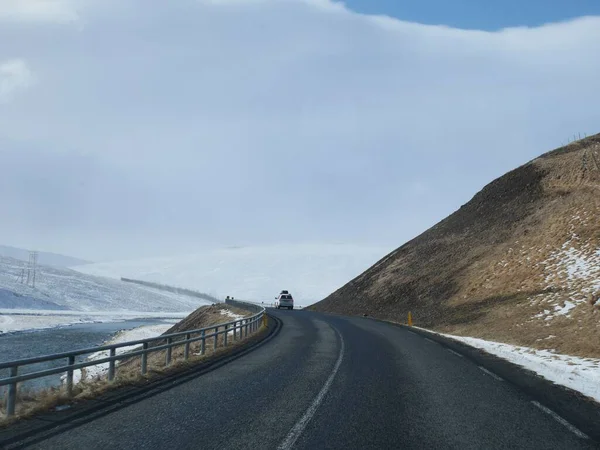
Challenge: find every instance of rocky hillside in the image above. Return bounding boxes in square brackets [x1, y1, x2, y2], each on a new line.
[311, 134, 600, 358]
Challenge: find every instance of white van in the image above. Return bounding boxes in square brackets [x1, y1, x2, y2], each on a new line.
[275, 292, 294, 310]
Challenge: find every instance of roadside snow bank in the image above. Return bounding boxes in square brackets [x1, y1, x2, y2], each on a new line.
[70, 322, 175, 384]
[424, 329, 600, 403]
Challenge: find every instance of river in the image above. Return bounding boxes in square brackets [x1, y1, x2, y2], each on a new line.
[0, 319, 174, 392]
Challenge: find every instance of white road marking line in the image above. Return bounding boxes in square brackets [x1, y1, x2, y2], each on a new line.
[406, 330, 416, 336]
[478, 366, 504, 381]
[447, 349, 463, 358]
[424, 337, 436, 344]
[531, 401, 589, 440]
[277, 328, 345, 450]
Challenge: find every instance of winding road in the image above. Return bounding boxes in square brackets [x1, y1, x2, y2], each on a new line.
[2, 309, 599, 449]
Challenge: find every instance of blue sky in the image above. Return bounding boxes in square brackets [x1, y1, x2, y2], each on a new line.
[0, 0, 599, 261]
[345, 0, 600, 30]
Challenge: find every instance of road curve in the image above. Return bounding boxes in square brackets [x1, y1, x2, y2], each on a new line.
[1, 310, 598, 449]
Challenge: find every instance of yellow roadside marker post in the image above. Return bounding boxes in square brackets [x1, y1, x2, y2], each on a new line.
[408, 311, 413, 327]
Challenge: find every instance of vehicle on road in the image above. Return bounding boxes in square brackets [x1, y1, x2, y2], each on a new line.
[275, 292, 294, 310]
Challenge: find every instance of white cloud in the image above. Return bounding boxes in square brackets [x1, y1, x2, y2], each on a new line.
[0, 0, 599, 260]
[0, 59, 34, 102]
[0, 0, 80, 23]
[199, 0, 345, 10]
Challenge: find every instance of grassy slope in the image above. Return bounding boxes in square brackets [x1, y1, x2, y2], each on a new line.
[311, 134, 600, 357]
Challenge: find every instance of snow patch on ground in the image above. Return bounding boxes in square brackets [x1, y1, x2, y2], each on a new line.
[220, 310, 247, 337]
[428, 329, 600, 404]
[221, 310, 245, 321]
[529, 211, 600, 321]
[553, 300, 577, 316]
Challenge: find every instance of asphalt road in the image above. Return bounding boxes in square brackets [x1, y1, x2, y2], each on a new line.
[2, 310, 599, 449]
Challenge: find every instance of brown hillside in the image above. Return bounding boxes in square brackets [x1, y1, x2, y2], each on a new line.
[311, 134, 600, 357]
[162, 303, 251, 336]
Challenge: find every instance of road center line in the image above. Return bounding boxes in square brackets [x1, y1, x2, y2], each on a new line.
[447, 348, 463, 358]
[277, 327, 345, 450]
[531, 401, 589, 440]
[478, 366, 504, 381]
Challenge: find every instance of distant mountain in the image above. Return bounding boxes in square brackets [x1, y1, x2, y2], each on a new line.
[0, 245, 90, 267]
[72, 244, 389, 305]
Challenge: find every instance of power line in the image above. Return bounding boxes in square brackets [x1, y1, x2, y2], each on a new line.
[25, 251, 39, 288]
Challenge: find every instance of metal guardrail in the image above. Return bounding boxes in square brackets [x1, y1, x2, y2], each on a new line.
[0, 307, 266, 417]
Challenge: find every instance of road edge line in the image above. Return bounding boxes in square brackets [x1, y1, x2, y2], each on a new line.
[478, 366, 504, 381]
[531, 401, 589, 440]
[310, 311, 600, 444]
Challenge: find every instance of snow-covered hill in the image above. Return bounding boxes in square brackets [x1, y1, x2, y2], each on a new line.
[73, 244, 389, 305]
[0, 256, 213, 313]
[0, 245, 89, 267]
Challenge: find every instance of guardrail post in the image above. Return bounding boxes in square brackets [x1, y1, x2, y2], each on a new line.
[166, 338, 172, 366]
[214, 327, 219, 351]
[224, 324, 229, 347]
[244, 319, 248, 337]
[108, 348, 116, 381]
[141, 342, 148, 375]
[184, 333, 191, 360]
[233, 321, 238, 341]
[201, 330, 206, 355]
[6, 366, 17, 417]
[66, 356, 75, 396]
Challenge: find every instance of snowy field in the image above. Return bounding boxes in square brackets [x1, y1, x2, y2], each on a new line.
[0, 313, 97, 334]
[0, 255, 213, 313]
[425, 329, 600, 404]
[0, 310, 188, 334]
[73, 243, 388, 304]
[0, 255, 214, 327]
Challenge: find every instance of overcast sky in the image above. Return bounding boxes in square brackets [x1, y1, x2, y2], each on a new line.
[1, 0, 599, 262]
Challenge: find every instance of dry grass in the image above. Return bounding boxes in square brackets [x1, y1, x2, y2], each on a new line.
[313, 134, 600, 358]
[0, 305, 266, 426]
[437, 150, 600, 356]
